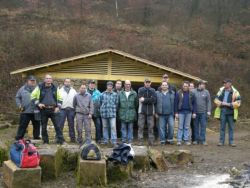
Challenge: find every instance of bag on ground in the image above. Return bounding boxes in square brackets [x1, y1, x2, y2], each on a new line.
[10, 139, 40, 168]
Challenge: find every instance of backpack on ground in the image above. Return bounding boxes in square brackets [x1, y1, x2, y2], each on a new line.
[80, 141, 102, 160]
[10, 139, 40, 168]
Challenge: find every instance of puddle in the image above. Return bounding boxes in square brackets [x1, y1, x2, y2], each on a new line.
[190, 174, 232, 188]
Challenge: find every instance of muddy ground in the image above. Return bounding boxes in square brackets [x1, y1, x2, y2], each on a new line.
[0, 118, 249, 188]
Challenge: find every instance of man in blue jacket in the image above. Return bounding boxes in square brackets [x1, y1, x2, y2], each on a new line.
[175, 81, 197, 146]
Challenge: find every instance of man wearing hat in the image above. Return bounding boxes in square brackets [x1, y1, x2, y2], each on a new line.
[100, 81, 118, 146]
[192, 80, 211, 145]
[158, 73, 176, 92]
[87, 80, 102, 144]
[214, 79, 241, 147]
[138, 78, 157, 146]
[15, 75, 40, 140]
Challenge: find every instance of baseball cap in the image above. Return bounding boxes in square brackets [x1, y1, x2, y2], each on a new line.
[27, 75, 36, 81]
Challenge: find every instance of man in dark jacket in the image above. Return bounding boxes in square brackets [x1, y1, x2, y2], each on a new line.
[118, 80, 138, 144]
[15, 75, 40, 140]
[31, 74, 64, 144]
[175, 81, 197, 146]
[138, 78, 157, 146]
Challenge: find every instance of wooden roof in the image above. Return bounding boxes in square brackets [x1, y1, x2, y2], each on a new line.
[10, 49, 202, 81]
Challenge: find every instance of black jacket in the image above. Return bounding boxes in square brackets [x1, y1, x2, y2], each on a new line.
[138, 87, 156, 115]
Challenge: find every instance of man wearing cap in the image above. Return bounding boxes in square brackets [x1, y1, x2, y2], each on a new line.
[100, 81, 118, 146]
[15, 75, 40, 140]
[73, 84, 93, 145]
[31, 74, 65, 144]
[214, 79, 241, 147]
[138, 78, 157, 146]
[59, 78, 77, 142]
[87, 80, 102, 144]
[158, 73, 176, 92]
[192, 80, 211, 145]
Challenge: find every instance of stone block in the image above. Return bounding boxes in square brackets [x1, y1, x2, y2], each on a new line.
[77, 157, 107, 186]
[107, 161, 133, 183]
[132, 146, 150, 171]
[38, 145, 62, 180]
[3, 160, 41, 188]
[57, 144, 80, 171]
[148, 149, 168, 171]
[163, 150, 193, 166]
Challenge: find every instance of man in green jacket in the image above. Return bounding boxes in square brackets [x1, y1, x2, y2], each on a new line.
[118, 80, 138, 144]
[214, 79, 241, 147]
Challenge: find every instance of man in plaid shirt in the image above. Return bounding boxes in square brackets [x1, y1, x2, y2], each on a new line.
[100, 81, 118, 146]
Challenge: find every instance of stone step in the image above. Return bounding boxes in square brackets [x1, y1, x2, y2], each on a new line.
[3, 160, 41, 188]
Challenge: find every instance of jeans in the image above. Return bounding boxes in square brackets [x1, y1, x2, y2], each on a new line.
[121, 122, 133, 143]
[219, 112, 235, 144]
[59, 108, 76, 141]
[138, 114, 154, 143]
[190, 118, 195, 142]
[16, 113, 41, 140]
[177, 112, 192, 142]
[194, 113, 207, 143]
[41, 109, 64, 144]
[158, 114, 174, 143]
[102, 117, 117, 144]
[93, 116, 102, 143]
[76, 113, 91, 144]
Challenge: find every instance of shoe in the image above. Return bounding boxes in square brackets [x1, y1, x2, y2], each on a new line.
[229, 143, 236, 147]
[202, 142, 208, 146]
[33, 137, 41, 140]
[160, 142, 165, 145]
[177, 142, 181, 146]
[192, 141, 198, 145]
[148, 141, 155, 146]
[185, 142, 191, 146]
[217, 143, 224, 146]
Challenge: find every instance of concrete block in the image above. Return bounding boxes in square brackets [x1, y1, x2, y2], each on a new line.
[107, 161, 133, 183]
[3, 160, 41, 188]
[133, 146, 150, 171]
[38, 145, 62, 180]
[77, 157, 107, 186]
[57, 144, 80, 171]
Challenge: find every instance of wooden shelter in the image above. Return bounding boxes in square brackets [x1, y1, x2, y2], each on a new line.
[10, 49, 203, 90]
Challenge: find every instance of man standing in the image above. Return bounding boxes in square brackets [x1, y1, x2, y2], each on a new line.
[138, 78, 156, 146]
[214, 79, 241, 147]
[100, 81, 118, 146]
[15, 75, 40, 140]
[193, 80, 211, 145]
[158, 73, 176, 92]
[73, 85, 93, 145]
[59, 78, 77, 143]
[31, 74, 64, 144]
[118, 80, 138, 144]
[175, 81, 197, 146]
[113, 79, 123, 93]
[87, 80, 102, 144]
[155, 82, 175, 145]
[113, 79, 123, 138]
[189, 82, 196, 143]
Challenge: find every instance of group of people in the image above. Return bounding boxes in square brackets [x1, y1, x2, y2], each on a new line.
[15, 73, 241, 147]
